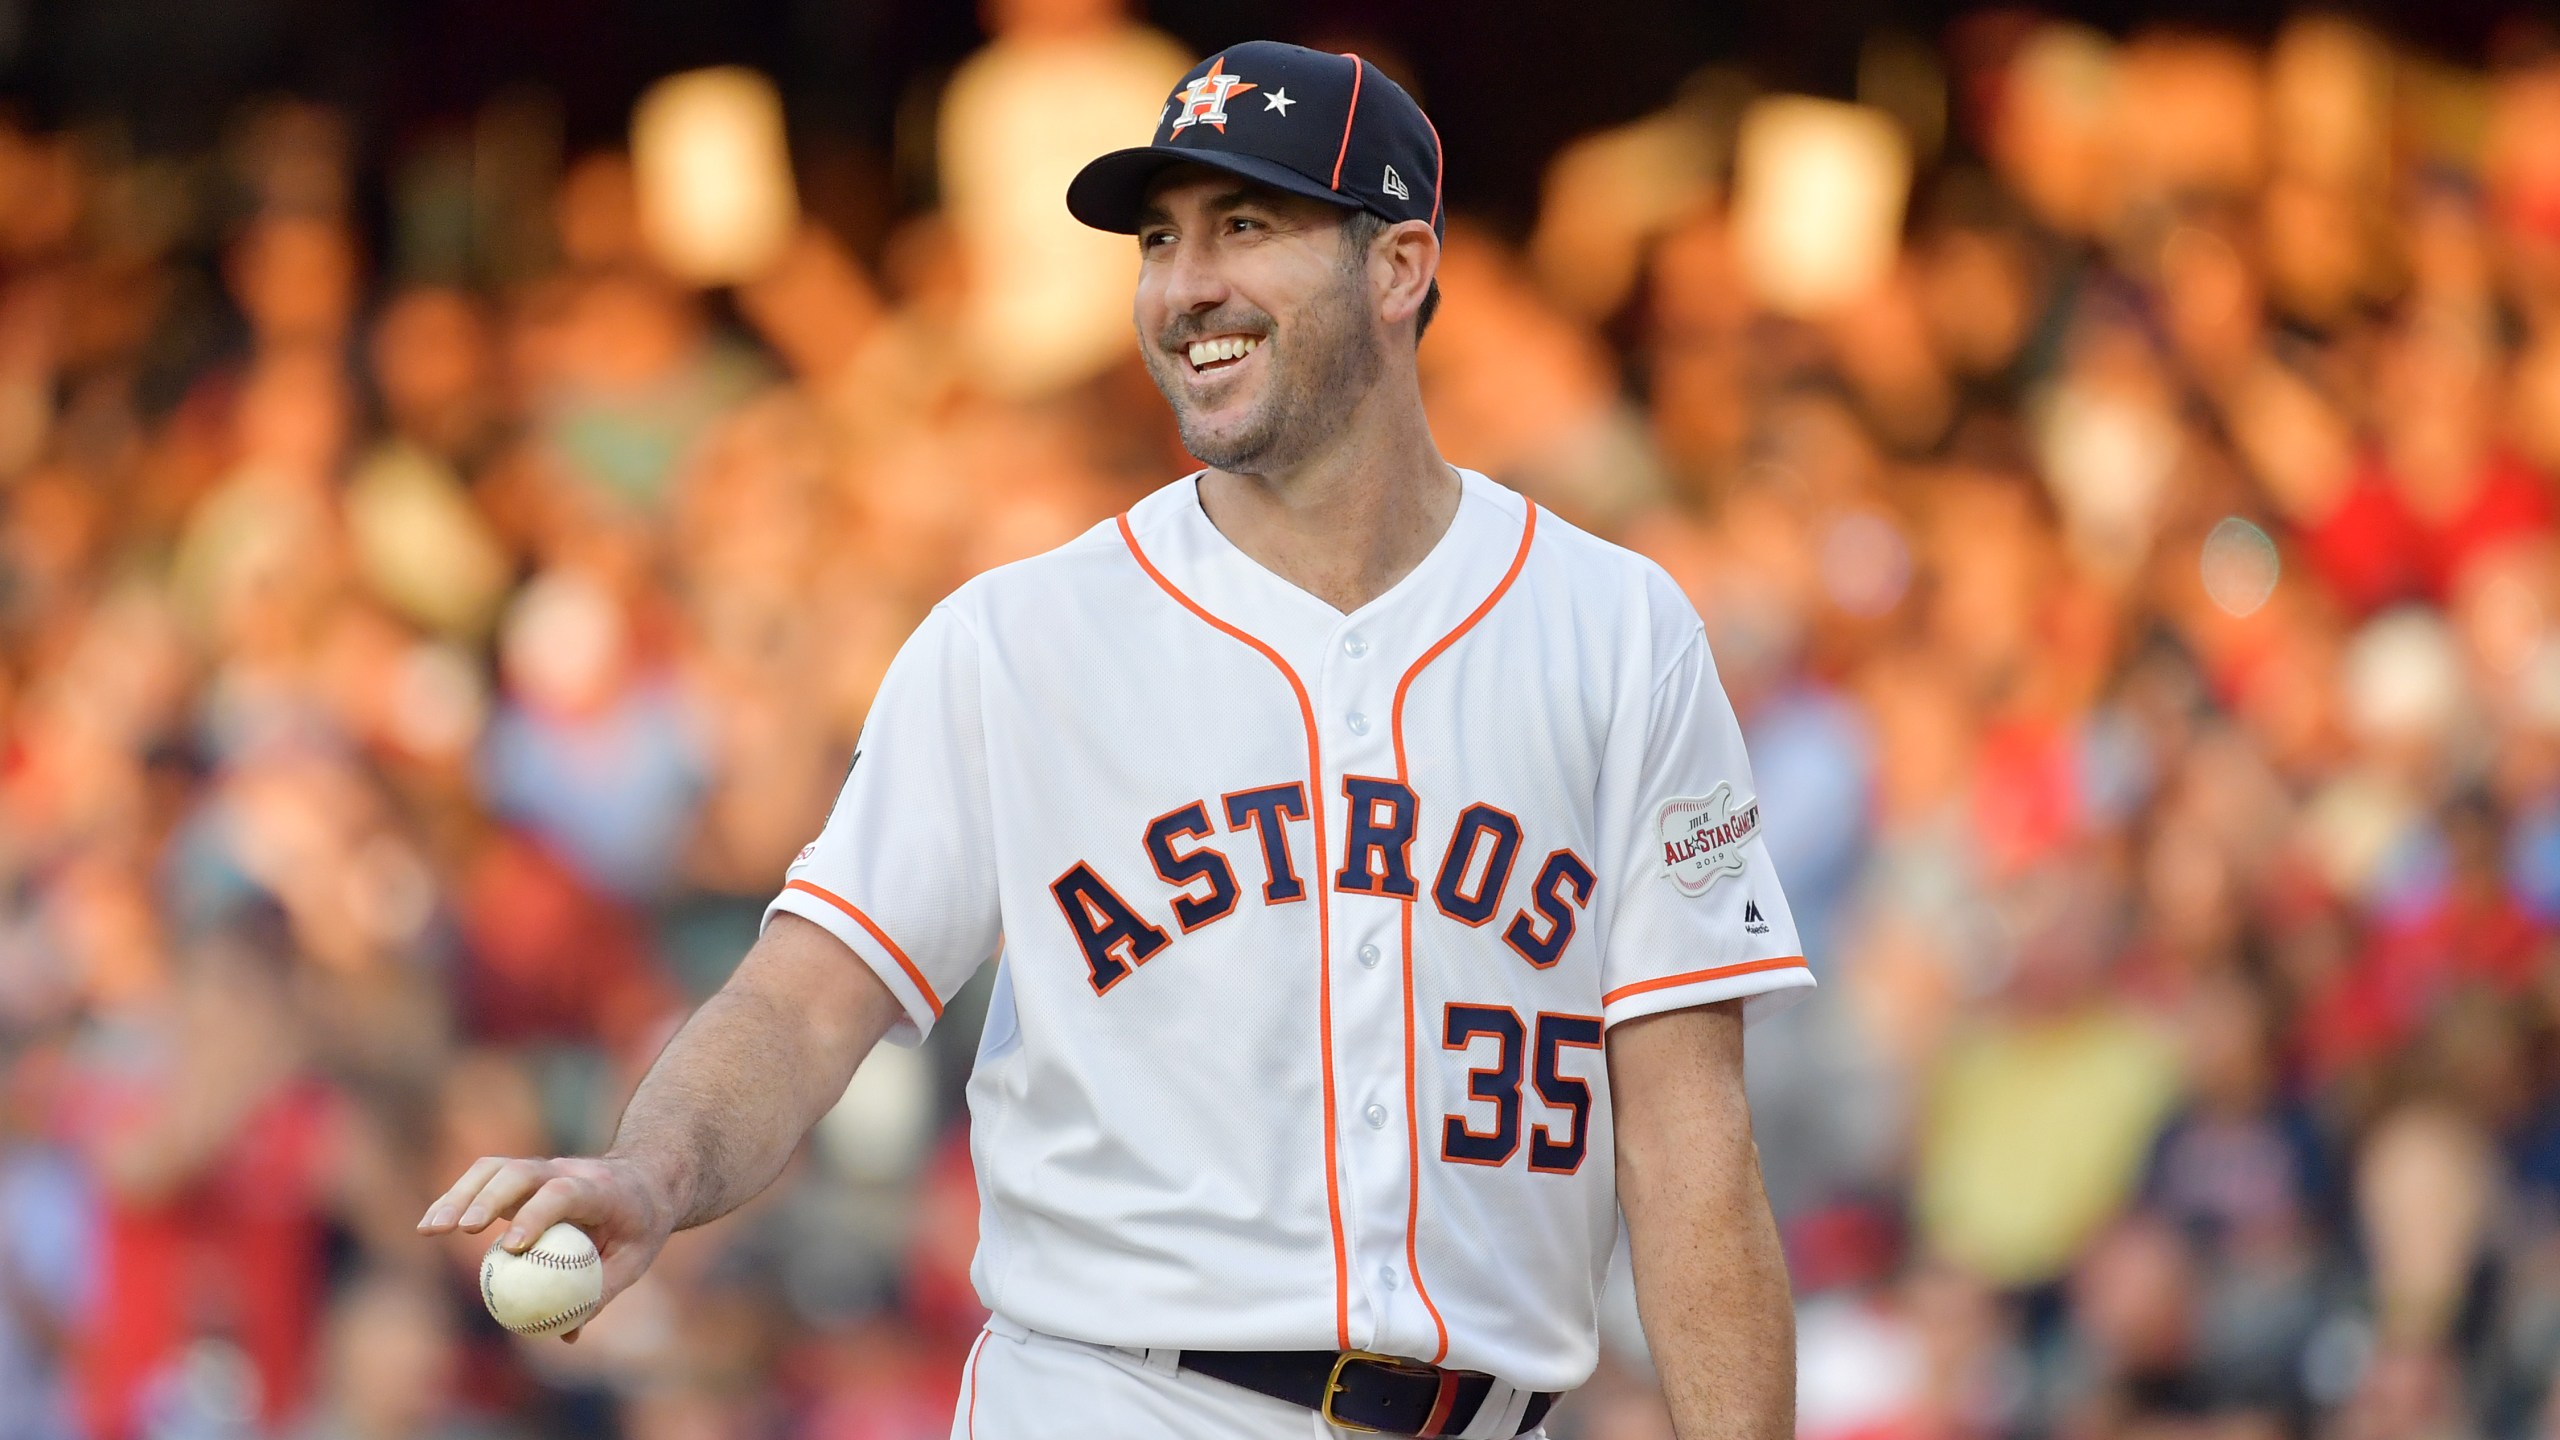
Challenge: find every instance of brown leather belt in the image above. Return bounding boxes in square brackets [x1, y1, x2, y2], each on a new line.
[1179, 1348, 1559, 1437]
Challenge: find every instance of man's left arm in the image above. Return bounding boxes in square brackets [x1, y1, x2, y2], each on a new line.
[1608, 998, 1794, 1440]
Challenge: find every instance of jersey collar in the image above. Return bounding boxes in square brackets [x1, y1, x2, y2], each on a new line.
[1120, 467, 1532, 674]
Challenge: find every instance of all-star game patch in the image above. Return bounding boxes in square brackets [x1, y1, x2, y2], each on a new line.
[1656, 783, 1759, 897]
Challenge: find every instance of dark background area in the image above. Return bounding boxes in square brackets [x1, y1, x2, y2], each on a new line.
[0, 0, 2543, 241]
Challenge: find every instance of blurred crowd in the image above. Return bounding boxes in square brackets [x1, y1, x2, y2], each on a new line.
[4, 3, 2560, 1439]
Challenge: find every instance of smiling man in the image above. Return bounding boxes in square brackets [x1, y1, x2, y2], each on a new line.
[420, 39, 1809, 1440]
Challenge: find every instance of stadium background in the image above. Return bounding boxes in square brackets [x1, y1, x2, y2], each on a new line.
[2, 1, 2559, 1437]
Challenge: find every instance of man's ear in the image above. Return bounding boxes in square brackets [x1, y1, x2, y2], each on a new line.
[1374, 220, 1440, 335]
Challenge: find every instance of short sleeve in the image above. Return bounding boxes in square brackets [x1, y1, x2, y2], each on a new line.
[1597, 626, 1816, 1030]
[764, 606, 1001, 1045]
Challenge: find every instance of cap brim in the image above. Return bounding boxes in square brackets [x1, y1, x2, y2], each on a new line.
[1066, 146, 1363, 233]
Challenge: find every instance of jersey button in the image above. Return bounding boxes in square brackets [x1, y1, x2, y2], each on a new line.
[1357, 943, 1381, 969]
[1365, 1104, 1388, 1129]
[1347, 710, 1371, 735]
[1378, 1265, 1401, 1291]
[1343, 633, 1370, 658]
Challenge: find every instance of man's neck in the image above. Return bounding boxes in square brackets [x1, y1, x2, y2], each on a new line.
[1196, 391, 1459, 615]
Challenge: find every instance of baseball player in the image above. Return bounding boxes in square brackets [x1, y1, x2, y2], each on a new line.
[422, 40, 1811, 1439]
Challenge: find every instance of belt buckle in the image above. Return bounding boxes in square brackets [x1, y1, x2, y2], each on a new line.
[1322, 1349, 1444, 1435]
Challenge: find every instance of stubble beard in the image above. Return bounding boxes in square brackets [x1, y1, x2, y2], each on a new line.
[1145, 266, 1385, 476]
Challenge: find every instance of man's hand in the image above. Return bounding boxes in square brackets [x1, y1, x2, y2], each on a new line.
[418, 1152, 677, 1340]
[416, 913, 908, 1340]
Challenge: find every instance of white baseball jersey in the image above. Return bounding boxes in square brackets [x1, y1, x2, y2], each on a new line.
[769, 467, 1813, 1393]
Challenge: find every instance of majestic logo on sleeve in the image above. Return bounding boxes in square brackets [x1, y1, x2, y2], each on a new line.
[1656, 783, 1759, 897]
[1168, 57, 1257, 134]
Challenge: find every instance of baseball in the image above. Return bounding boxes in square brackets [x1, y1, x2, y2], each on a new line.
[478, 1222, 604, 1337]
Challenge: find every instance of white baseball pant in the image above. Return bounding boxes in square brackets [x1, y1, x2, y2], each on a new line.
[949, 1315, 1554, 1439]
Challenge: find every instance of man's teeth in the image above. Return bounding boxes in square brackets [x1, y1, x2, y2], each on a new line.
[1187, 335, 1263, 367]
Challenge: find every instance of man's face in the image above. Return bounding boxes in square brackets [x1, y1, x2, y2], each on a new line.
[1132, 169, 1383, 473]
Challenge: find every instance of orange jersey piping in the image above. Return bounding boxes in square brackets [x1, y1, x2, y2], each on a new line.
[784, 878, 943, 1019]
[1389, 498, 1539, 1362]
[1601, 955, 1809, 1008]
[1116, 510, 1353, 1350]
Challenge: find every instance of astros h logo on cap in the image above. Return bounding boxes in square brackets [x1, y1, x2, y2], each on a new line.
[1169, 56, 1256, 133]
[1068, 39, 1443, 239]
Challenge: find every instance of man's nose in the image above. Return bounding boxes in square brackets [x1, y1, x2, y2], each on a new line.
[1161, 239, 1230, 315]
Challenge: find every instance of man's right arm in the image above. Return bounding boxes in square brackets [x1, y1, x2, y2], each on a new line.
[416, 912, 904, 1333]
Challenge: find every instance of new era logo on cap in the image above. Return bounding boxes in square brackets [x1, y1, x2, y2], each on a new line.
[1066, 40, 1443, 239]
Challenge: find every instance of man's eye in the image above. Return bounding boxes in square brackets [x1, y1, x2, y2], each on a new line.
[1141, 231, 1175, 249]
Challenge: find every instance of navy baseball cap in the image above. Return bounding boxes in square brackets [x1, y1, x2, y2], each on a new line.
[1067, 41, 1443, 238]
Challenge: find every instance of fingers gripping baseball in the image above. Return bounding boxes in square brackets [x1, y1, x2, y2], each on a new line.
[474, 1159, 555, 1236]
[507, 1173, 595, 1249]
[419, 1155, 509, 1232]
[420, 1155, 672, 1340]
